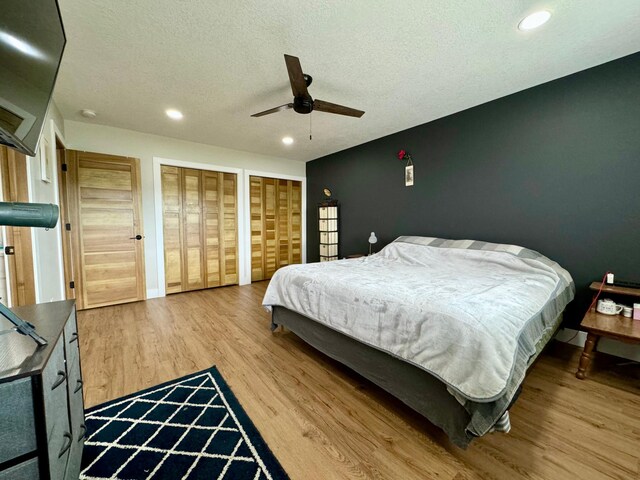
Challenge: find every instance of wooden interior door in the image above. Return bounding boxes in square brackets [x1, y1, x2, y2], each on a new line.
[250, 175, 302, 281]
[66, 150, 146, 309]
[0, 146, 36, 306]
[161, 166, 238, 294]
[56, 147, 75, 301]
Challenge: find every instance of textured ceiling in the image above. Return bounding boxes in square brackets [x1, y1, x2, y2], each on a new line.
[54, 1, 640, 162]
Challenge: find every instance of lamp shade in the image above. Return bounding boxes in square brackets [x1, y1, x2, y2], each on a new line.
[368, 232, 377, 244]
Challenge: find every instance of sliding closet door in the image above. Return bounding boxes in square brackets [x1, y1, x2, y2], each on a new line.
[250, 176, 302, 282]
[161, 166, 238, 293]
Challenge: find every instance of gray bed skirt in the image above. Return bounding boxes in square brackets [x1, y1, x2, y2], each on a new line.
[271, 306, 552, 448]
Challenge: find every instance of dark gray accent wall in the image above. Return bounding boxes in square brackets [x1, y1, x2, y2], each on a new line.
[306, 52, 640, 326]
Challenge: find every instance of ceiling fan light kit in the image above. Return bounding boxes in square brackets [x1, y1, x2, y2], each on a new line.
[251, 54, 365, 120]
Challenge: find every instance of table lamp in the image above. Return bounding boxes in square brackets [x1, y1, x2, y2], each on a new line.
[368, 232, 377, 255]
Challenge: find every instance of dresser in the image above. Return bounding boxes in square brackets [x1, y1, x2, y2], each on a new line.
[0, 301, 84, 480]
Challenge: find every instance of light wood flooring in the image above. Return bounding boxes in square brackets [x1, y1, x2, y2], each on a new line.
[78, 282, 640, 480]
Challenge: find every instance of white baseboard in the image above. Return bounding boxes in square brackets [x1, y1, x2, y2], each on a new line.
[146, 289, 161, 299]
[555, 328, 640, 362]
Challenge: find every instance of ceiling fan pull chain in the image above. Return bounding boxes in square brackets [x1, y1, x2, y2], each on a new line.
[309, 112, 312, 140]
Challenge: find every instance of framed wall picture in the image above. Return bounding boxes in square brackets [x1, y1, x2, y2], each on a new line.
[40, 135, 52, 183]
[405, 164, 414, 187]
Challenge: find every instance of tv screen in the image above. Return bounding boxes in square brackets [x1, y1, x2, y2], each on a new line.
[0, 0, 65, 156]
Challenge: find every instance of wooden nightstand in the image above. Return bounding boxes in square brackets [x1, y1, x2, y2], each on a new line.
[575, 282, 640, 379]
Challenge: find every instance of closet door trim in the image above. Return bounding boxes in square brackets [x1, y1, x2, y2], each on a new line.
[244, 169, 306, 283]
[152, 157, 244, 296]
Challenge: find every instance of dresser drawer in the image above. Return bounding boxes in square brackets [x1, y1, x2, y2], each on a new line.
[64, 432, 83, 480]
[67, 361, 86, 442]
[0, 378, 36, 464]
[42, 336, 66, 394]
[0, 457, 39, 480]
[42, 337, 72, 480]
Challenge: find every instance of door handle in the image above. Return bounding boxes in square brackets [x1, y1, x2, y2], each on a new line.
[129, 234, 143, 240]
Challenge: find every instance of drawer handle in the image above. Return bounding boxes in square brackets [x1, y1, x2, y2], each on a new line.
[69, 332, 78, 343]
[78, 424, 87, 442]
[74, 378, 84, 394]
[58, 432, 72, 458]
[51, 370, 66, 391]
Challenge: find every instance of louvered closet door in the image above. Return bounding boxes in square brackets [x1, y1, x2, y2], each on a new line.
[161, 166, 183, 294]
[203, 171, 238, 287]
[250, 176, 302, 282]
[182, 169, 205, 290]
[250, 176, 265, 281]
[161, 166, 238, 293]
[220, 173, 238, 284]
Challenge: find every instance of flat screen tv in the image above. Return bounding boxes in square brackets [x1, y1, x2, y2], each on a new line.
[0, 0, 66, 156]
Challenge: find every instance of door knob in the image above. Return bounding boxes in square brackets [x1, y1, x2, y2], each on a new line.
[129, 234, 143, 240]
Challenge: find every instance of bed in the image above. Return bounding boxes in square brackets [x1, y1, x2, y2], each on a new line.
[263, 236, 575, 448]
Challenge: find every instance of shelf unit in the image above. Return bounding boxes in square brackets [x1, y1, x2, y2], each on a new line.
[318, 200, 339, 262]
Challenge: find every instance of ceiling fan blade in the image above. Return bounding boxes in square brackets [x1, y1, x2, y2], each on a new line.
[313, 99, 365, 118]
[251, 103, 294, 117]
[284, 54, 309, 98]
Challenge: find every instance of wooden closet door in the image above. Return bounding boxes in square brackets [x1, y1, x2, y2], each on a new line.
[203, 171, 221, 287]
[250, 176, 302, 282]
[277, 179, 290, 268]
[203, 172, 238, 287]
[161, 166, 183, 294]
[250, 176, 265, 281]
[220, 172, 238, 285]
[162, 166, 238, 293]
[181, 168, 205, 290]
[289, 180, 302, 265]
[66, 150, 146, 310]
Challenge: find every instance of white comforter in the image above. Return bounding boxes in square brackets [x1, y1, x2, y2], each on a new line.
[263, 240, 567, 402]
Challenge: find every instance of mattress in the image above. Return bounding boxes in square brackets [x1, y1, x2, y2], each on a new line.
[263, 236, 575, 437]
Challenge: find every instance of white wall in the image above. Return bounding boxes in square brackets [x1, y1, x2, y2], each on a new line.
[26, 102, 66, 303]
[63, 120, 305, 296]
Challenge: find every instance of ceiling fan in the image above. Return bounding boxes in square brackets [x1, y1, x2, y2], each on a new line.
[251, 54, 365, 119]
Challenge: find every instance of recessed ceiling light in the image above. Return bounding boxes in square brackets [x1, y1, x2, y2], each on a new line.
[282, 136, 294, 145]
[166, 109, 183, 120]
[518, 10, 551, 31]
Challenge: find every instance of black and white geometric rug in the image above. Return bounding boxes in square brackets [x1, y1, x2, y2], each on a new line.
[80, 366, 289, 479]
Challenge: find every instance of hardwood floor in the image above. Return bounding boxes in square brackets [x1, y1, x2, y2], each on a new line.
[78, 282, 640, 480]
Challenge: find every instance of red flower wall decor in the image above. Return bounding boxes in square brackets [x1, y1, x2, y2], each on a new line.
[397, 149, 412, 161]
